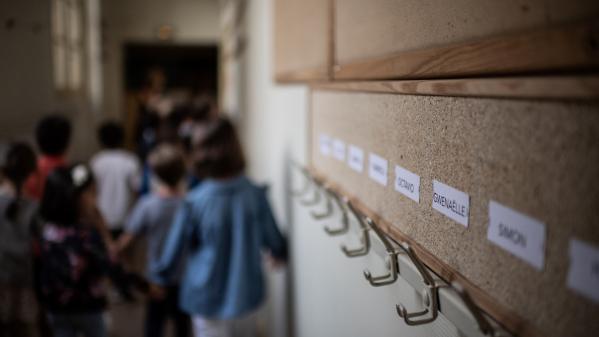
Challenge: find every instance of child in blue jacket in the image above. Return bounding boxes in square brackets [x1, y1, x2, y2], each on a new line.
[154, 117, 287, 337]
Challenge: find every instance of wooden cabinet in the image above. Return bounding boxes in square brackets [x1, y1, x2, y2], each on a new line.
[334, 0, 599, 79]
[274, 0, 332, 82]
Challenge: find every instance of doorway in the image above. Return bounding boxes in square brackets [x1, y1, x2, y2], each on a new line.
[122, 43, 218, 154]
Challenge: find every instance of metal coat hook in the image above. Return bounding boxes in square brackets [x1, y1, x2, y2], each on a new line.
[340, 198, 371, 257]
[394, 242, 439, 326]
[290, 164, 311, 198]
[449, 282, 495, 336]
[362, 217, 399, 287]
[323, 188, 349, 235]
[310, 184, 334, 220]
[299, 176, 321, 206]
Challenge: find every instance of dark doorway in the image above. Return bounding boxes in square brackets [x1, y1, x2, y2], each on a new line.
[124, 43, 218, 94]
[122, 43, 218, 156]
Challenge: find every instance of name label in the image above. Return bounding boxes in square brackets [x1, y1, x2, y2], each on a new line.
[432, 180, 469, 227]
[319, 134, 331, 156]
[567, 238, 599, 303]
[487, 201, 546, 270]
[348, 145, 364, 172]
[333, 139, 346, 161]
[368, 153, 388, 186]
[394, 165, 420, 203]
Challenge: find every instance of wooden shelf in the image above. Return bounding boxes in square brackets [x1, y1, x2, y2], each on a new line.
[312, 75, 599, 100]
[334, 21, 599, 81]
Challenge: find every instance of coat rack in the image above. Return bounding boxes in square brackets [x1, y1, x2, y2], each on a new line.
[291, 164, 514, 337]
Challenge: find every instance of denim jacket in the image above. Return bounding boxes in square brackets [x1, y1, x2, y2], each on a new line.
[153, 176, 287, 319]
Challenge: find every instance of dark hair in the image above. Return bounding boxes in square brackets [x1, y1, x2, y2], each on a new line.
[35, 115, 71, 156]
[98, 121, 124, 149]
[148, 144, 186, 187]
[192, 117, 245, 179]
[40, 164, 94, 226]
[2, 142, 37, 221]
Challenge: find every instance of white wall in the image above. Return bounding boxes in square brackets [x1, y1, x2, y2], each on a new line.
[240, 0, 307, 336]
[0, 0, 99, 161]
[240, 1, 465, 337]
[101, 0, 221, 120]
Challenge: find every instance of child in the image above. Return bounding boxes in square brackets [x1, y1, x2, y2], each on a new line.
[0, 142, 39, 337]
[90, 121, 141, 238]
[24, 114, 71, 200]
[155, 117, 288, 337]
[37, 164, 116, 337]
[117, 143, 190, 337]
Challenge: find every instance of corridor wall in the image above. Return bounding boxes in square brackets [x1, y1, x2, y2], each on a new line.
[271, 0, 599, 336]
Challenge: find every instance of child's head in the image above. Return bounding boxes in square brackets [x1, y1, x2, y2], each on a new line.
[40, 164, 95, 226]
[2, 142, 37, 220]
[2, 142, 37, 189]
[98, 121, 124, 149]
[148, 143, 186, 189]
[35, 114, 71, 156]
[191, 116, 245, 179]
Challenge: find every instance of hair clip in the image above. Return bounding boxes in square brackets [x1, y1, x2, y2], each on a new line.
[71, 165, 89, 187]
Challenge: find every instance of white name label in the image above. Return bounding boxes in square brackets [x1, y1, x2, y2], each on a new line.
[432, 180, 469, 227]
[348, 145, 364, 172]
[487, 201, 546, 270]
[368, 153, 388, 186]
[394, 165, 420, 203]
[333, 139, 346, 161]
[319, 134, 331, 156]
[567, 238, 599, 303]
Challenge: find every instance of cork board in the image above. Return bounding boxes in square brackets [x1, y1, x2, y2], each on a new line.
[274, 0, 331, 81]
[335, 0, 599, 65]
[310, 90, 599, 337]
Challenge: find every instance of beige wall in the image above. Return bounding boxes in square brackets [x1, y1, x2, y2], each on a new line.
[0, 0, 98, 161]
[101, 0, 221, 121]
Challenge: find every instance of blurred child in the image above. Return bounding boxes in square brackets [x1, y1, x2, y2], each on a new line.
[24, 114, 71, 200]
[116, 143, 190, 337]
[91, 121, 140, 238]
[0, 142, 38, 337]
[37, 165, 116, 337]
[154, 117, 288, 337]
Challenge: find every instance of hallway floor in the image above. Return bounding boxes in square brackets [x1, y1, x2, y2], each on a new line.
[108, 299, 145, 337]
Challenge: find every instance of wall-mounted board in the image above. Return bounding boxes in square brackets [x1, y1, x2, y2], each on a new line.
[334, 0, 599, 79]
[310, 89, 599, 337]
[274, 0, 332, 82]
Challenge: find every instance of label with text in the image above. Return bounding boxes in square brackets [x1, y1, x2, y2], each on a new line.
[487, 201, 546, 270]
[319, 134, 331, 157]
[394, 165, 420, 203]
[567, 238, 599, 303]
[333, 139, 346, 161]
[432, 180, 469, 227]
[368, 153, 388, 186]
[348, 145, 364, 172]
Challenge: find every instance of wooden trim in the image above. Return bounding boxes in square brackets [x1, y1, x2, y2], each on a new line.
[327, 0, 336, 80]
[311, 75, 599, 100]
[275, 66, 330, 83]
[306, 166, 542, 337]
[334, 21, 599, 80]
[306, 87, 313, 166]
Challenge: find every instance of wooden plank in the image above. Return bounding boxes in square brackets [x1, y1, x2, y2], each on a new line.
[274, 0, 331, 81]
[334, 21, 599, 80]
[275, 67, 330, 83]
[307, 166, 541, 337]
[312, 76, 599, 100]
